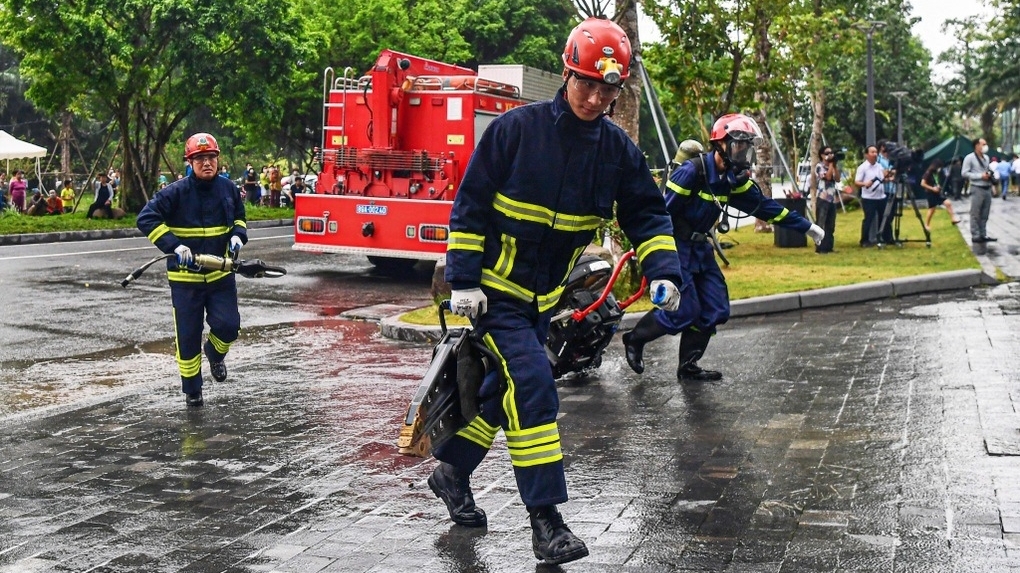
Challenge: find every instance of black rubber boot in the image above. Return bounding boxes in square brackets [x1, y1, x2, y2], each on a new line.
[186, 391, 204, 407]
[677, 329, 722, 382]
[204, 341, 227, 382]
[622, 313, 668, 374]
[528, 505, 589, 565]
[428, 462, 487, 527]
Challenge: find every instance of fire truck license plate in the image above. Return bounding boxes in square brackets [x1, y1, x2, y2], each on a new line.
[356, 204, 388, 215]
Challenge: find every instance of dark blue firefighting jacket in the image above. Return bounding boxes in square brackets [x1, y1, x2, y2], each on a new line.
[137, 174, 247, 284]
[445, 86, 681, 312]
[665, 151, 811, 238]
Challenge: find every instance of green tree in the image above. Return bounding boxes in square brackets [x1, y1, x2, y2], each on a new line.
[0, 0, 304, 210]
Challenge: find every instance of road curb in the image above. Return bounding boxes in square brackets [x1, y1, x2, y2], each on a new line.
[380, 268, 990, 342]
[0, 219, 293, 246]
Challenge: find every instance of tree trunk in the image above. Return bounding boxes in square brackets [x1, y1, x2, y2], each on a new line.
[806, 0, 824, 203]
[752, 7, 773, 233]
[58, 112, 72, 180]
[614, 2, 641, 144]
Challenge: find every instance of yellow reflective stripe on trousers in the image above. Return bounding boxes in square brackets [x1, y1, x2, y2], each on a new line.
[482, 332, 520, 431]
[168, 270, 231, 283]
[505, 422, 563, 467]
[147, 223, 171, 243]
[492, 192, 602, 232]
[168, 225, 230, 238]
[208, 332, 231, 354]
[173, 307, 202, 377]
[635, 234, 677, 263]
[455, 415, 500, 449]
[768, 208, 791, 224]
[448, 231, 484, 252]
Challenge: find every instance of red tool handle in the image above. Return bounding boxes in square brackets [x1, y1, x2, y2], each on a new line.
[571, 250, 648, 322]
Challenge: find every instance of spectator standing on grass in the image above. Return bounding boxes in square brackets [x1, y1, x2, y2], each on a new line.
[814, 146, 839, 253]
[59, 179, 75, 213]
[267, 165, 282, 207]
[949, 156, 965, 199]
[9, 170, 27, 213]
[853, 145, 887, 247]
[962, 137, 996, 243]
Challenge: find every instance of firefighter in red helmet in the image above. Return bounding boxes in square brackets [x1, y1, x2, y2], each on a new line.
[137, 132, 248, 407]
[622, 113, 824, 382]
[431, 17, 683, 566]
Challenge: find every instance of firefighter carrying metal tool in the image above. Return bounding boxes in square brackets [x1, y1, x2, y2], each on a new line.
[137, 133, 248, 407]
[623, 114, 824, 382]
[434, 17, 683, 566]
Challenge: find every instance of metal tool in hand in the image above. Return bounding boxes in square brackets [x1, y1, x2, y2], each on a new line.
[121, 253, 286, 287]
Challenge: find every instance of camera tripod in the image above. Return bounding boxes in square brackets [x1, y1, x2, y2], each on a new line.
[876, 177, 931, 248]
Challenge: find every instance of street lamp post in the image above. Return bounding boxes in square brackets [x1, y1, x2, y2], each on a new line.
[890, 91, 908, 146]
[855, 21, 886, 146]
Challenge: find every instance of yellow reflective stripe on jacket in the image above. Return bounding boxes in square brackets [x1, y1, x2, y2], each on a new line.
[448, 231, 484, 252]
[505, 422, 563, 467]
[481, 269, 534, 301]
[665, 179, 729, 203]
[168, 225, 230, 238]
[455, 415, 500, 449]
[493, 234, 516, 276]
[147, 223, 171, 243]
[492, 192, 602, 232]
[233, 219, 247, 228]
[167, 269, 231, 283]
[732, 179, 753, 194]
[635, 234, 677, 263]
[482, 332, 519, 430]
[768, 208, 791, 224]
[480, 269, 564, 313]
[666, 180, 692, 196]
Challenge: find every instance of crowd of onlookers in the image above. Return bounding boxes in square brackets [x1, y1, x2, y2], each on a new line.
[0, 161, 313, 219]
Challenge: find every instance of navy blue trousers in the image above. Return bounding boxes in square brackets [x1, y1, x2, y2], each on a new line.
[170, 278, 240, 394]
[654, 241, 729, 335]
[433, 296, 568, 507]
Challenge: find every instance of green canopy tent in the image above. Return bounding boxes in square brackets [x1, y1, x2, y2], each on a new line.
[923, 135, 973, 166]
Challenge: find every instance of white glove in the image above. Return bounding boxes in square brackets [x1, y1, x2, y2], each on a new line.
[806, 223, 825, 246]
[449, 288, 487, 319]
[649, 279, 681, 312]
[174, 244, 193, 267]
[229, 236, 243, 259]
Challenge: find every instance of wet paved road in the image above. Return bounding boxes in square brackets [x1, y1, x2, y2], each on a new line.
[4, 197, 1020, 572]
[4, 285, 1020, 572]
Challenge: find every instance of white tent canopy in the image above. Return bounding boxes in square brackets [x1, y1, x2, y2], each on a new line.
[0, 130, 47, 192]
[0, 130, 46, 160]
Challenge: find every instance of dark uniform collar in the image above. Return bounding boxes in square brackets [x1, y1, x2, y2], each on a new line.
[551, 85, 604, 142]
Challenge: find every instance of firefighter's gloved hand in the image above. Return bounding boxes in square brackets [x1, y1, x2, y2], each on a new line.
[450, 288, 487, 319]
[806, 224, 825, 246]
[229, 236, 243, 260]
[650, 279, 681, 312]
[174, 245, 193, 267]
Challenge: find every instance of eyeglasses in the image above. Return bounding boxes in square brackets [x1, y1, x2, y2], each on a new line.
[191, 154, 218, 164]
[571, 75, 622, 101]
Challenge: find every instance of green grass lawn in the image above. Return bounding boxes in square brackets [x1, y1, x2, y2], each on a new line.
[0, 204, 293, 235]
[402, 204, 981, 326]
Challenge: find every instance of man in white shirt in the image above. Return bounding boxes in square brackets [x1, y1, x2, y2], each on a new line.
[854, 145, 888, 247]
[963, 137, 996, 243]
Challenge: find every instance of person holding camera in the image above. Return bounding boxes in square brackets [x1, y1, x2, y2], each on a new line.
[853, 145, 888, 247]
[920, 159, 961, 230]
[962, 137, 997, 243]
[814, 146, 840, 253]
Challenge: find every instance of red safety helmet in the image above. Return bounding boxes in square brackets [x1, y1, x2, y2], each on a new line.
[710, 114, 762, 170]
[562, 17, 631, 84]
[184, 133, 220, 160]
[709, 114, 763, 144]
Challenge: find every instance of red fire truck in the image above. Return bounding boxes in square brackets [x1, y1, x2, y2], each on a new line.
[294, 50, 559, 268]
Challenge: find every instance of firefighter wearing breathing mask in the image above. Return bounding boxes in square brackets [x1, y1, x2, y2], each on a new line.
[623, 113, 824, 382]
[435, 16, 683, 566]
[137, 133, 248, 408]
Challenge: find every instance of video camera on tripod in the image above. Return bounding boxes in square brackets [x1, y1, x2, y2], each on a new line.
[883, 142, 923, 182]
